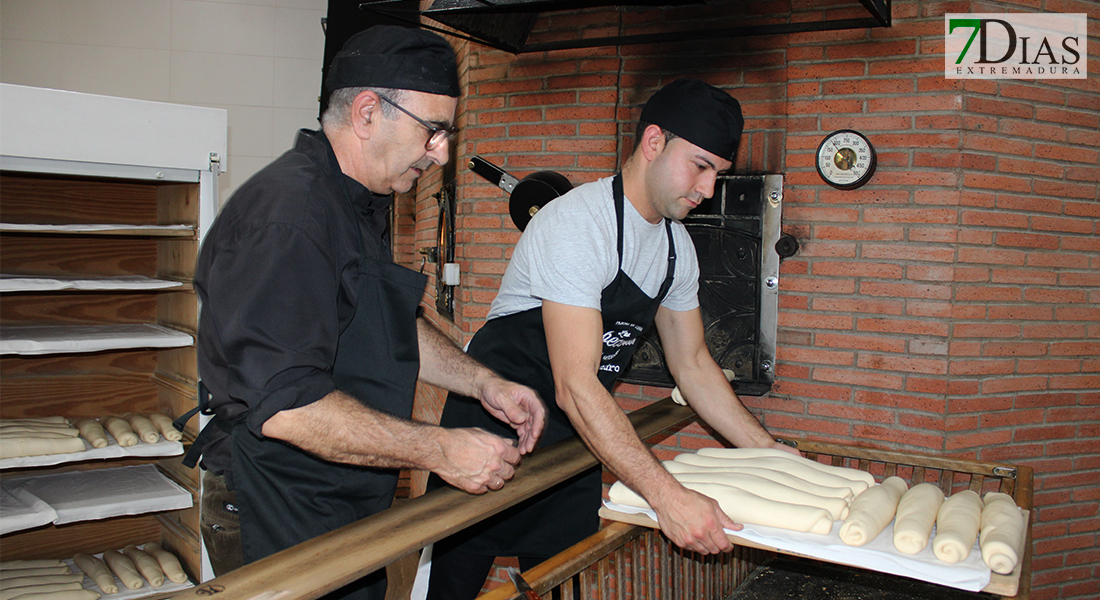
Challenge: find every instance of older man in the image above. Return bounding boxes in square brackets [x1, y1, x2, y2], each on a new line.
[190, 25, 544, 600]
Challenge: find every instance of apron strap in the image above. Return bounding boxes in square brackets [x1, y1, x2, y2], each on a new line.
[178, 380, 233, 469]
[612, 173, 677, 303]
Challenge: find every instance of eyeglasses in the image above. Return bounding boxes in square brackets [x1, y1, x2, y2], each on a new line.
[377, 94, 458, 151]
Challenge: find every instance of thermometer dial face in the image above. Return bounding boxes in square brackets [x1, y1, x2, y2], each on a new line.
[816, 130, 876, 189]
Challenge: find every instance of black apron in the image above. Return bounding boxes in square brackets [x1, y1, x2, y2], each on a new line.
[194, 135, 427, 600]
[431, 174, 676, 558]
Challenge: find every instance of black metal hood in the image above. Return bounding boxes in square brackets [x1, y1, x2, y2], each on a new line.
[356, 0, 891, 54]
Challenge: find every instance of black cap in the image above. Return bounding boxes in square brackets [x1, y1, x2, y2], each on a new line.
[325, 25, 460, 98]
[639, 78, 744, 161]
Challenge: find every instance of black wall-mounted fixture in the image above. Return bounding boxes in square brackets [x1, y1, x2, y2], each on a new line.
[356, 0, 891, 54]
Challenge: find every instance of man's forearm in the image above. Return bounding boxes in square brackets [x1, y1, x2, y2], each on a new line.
[416, 316, 492, 398]
[674, 361, 776, 449]
[555, 378, 681, 501]
[261, 390, 446, 470]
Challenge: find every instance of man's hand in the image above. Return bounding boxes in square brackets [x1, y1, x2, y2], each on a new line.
[652, 486, 740, 555]
[433, 427, 522, 494]
[476, 375, 546, 455]
[770, 440, 802, 457]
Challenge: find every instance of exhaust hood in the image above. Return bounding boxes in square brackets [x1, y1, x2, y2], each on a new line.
[356, 0, 891, 54]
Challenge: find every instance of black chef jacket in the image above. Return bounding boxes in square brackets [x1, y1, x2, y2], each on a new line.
[193, 129, 394, 486]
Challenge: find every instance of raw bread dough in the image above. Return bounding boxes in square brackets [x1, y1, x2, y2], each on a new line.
[670, 471, 849, 520]
[123, 545, 164, 587]
[0, 574, 83, 590]
[73, 553, 118, 595]
[933, 490, 982, 563]
[147, 414, 183, 442]
[0, 417, 68, 425]
[0, 565, 71, 579]
[143, 543, 188, 583]
[893, 482, 945, 554]
[673, 453, 869, 496]
[980, 492, 1026, 574]
[101, 550, 143, 590]
[71, 419, 109, 449]
[0, 425, 79, 437]
[664, 461, 855, 500]
[123, 415, 160, 444]
[5, 590, 99, 600]
[0, 435, 86, 459]
[696, 447, 876, 487]
[101, 417, 137, 447]
[609, 479, 834, 535]
[0, 581, 83, 600]
[839, 476, 908, 546]
[0, 561, 64, 570]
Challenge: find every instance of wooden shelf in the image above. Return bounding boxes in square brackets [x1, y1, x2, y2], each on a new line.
[1, 274, 187, 293]
[0, 223, 194, 237]
[0, 324, 194, 356]
[0, 83, 221, 583]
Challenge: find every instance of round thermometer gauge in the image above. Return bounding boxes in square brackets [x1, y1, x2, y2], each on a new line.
[815, 130, 876, 190]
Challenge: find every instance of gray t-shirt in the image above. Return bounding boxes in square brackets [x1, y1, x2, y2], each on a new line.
[487, 176, 700, 320]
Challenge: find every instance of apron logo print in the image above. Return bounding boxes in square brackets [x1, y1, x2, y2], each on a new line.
[196, 584, 226, 595]
[603, 329, 638, 348]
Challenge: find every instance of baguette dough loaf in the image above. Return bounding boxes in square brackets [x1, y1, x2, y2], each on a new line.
[0, 561, 65, 570]
[147, 414, 183, 442]
[663, 461, 855, 500]
[123, 545, 164, 587]
[839, 476, 908, 546]
[0, 574, 83, 590]
[5, 590, 99, 600]
[0, 565, 71, 579]
[673, 453, 869, 496]
[670, 471, 849, 520]
[980, 492, 1026, 574]
[123, 415, 160, 445]
[933, 490, 982, 563]
[102, 550, 143, 590]
[73, 553, 118, 595]
[0, 581, 83, 600]
[0, 425, 79, 436]
[696, 447, 876, 487]
[893, 482, 945, 554]
[101, 417, 137, 447]
[72, 419, 109, 449]
[609, 480, 834, 535]
[143, 543, 188, 583]
[0, 436, 86, 459]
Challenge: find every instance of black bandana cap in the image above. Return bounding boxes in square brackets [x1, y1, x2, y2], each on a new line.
[325, 25, 460, 98]
[639, 78, 744, 161]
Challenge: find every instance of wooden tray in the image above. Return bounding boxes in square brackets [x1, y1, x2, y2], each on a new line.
[601, 438, 1033, 599]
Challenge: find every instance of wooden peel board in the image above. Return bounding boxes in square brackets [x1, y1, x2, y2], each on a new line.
[598, 506, 1027, 597]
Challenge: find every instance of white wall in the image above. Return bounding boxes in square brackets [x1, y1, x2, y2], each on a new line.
[0, 0, 328, 205]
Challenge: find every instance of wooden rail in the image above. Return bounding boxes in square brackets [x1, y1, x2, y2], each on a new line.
[170, 399, 697, 600]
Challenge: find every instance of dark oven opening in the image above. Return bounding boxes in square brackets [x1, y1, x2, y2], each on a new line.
[619, 174, 784, 396]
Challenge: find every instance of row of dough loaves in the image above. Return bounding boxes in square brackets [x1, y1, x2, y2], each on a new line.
[608, 447, 876, 536]
[0, 414, 182, 459]
[608, 448, 1026, 575]
[839, 477, 1026, 573]
[0, 544, 188, 599]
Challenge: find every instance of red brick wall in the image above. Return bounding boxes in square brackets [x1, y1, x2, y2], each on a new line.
[402, 1, 1099, 597]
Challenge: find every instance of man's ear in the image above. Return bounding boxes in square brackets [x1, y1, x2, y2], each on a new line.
[638, 123, 666, 162]
[350, 91, 380, 140]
